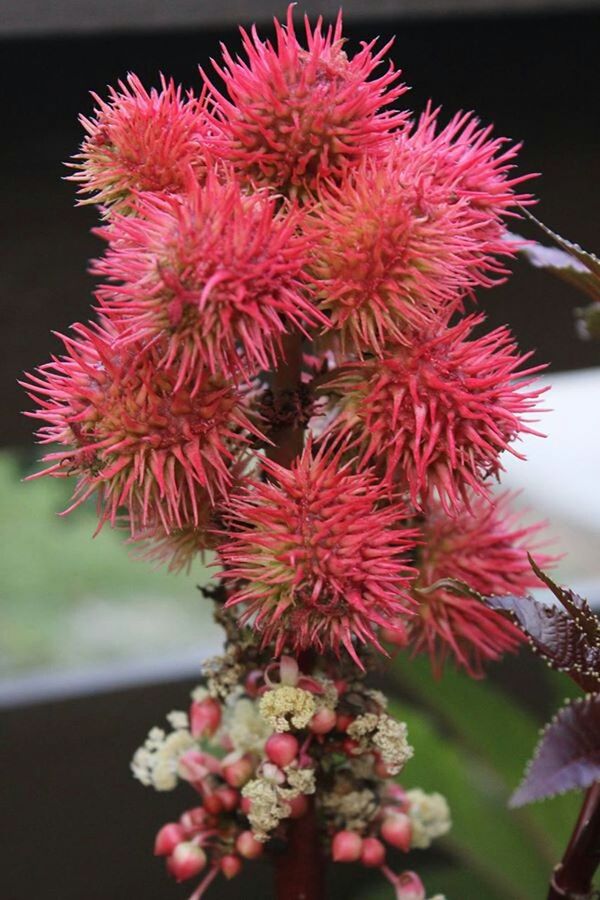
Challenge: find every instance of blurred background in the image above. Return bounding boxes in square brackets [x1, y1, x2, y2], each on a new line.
[1, 0, 599, 898]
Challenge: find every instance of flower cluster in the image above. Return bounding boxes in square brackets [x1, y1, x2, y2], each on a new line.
[133, 651, 450, 899]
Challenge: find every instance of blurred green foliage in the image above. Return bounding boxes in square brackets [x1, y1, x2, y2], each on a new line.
[366, 654, 582, 900]
[0, 450, 213, 673]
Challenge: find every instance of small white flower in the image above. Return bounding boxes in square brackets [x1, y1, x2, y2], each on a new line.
[259, 686, 316, 731]
[167, 710, 189, 730]
[225, 697, 272, 754]
[406, 789, 451, 849]
[131, 723, 194, 791]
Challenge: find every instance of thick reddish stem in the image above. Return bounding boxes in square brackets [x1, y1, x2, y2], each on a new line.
[274, 796, 326, 900]
[267, 335, 326, 900]
[266, 333, 305, 467]
[548, 782, 600, 899]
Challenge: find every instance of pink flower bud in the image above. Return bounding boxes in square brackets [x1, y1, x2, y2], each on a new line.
[220, 734, 235, 752]
[361, 837, 386, 867]
[216, 786, 239, 812]
[179, 807, 208, 833]
[236, 831, 264, 859]
[288, 794, 309, 819]
[167, 842, 207, 882]
[154, 823, 185, 856]
[336, 713, 354, 732]
[203, 793, 223, 815]
[334, 679, 347, 696]
[381, 814, 412, 852]
[178, 749, 221, 782]
[240, 796, 253, 815]
[245, 670, 264, 697]
[265, 733, 299, 768]
[384, 784, 408, 807]
[332, 830, 363, 862]
[222, 753, 254, 788]
[395, 871, 426, 900]
[309, 708, 337, 735]
[220, 854, 243, 880]
[260, 761, 286, 784]
[190, 697, 221, 738]
[342, 737, 360, 756]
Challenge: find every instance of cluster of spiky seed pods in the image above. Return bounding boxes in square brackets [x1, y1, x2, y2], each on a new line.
[25, 5, 552, 897]
[24, 5, 550, 675]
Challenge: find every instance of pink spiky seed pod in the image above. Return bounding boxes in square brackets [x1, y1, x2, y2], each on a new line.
[325, 315, 546, 513]
[94, 173, 324, 381]
[407, 493, 553, 676]
[205, 6, 407, 196]
[68, 74, 217, 214]
[131, 455, 248, 571]
[22, 321, 264, 537]
[219, 440, 418, 666]
[131, 517, 217, 573]
[394, 103, 535, 241]
[304, 151, 508, 358]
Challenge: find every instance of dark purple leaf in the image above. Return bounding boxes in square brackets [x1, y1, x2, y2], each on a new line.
[487, 592, 600, 692]
[511, 695, 600, 807]
[528, 555, 600, 643]
[507, 211, 600, 304]
[521, 208, 600, 278]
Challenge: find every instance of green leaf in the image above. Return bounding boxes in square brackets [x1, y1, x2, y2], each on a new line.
[389, 653, 580, 881]
[390, 700, 550, 900]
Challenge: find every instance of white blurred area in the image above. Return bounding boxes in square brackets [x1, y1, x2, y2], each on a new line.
[500, 367, 600, 601]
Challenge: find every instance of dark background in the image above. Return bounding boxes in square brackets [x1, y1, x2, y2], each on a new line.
[1, 5, 599, 899]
